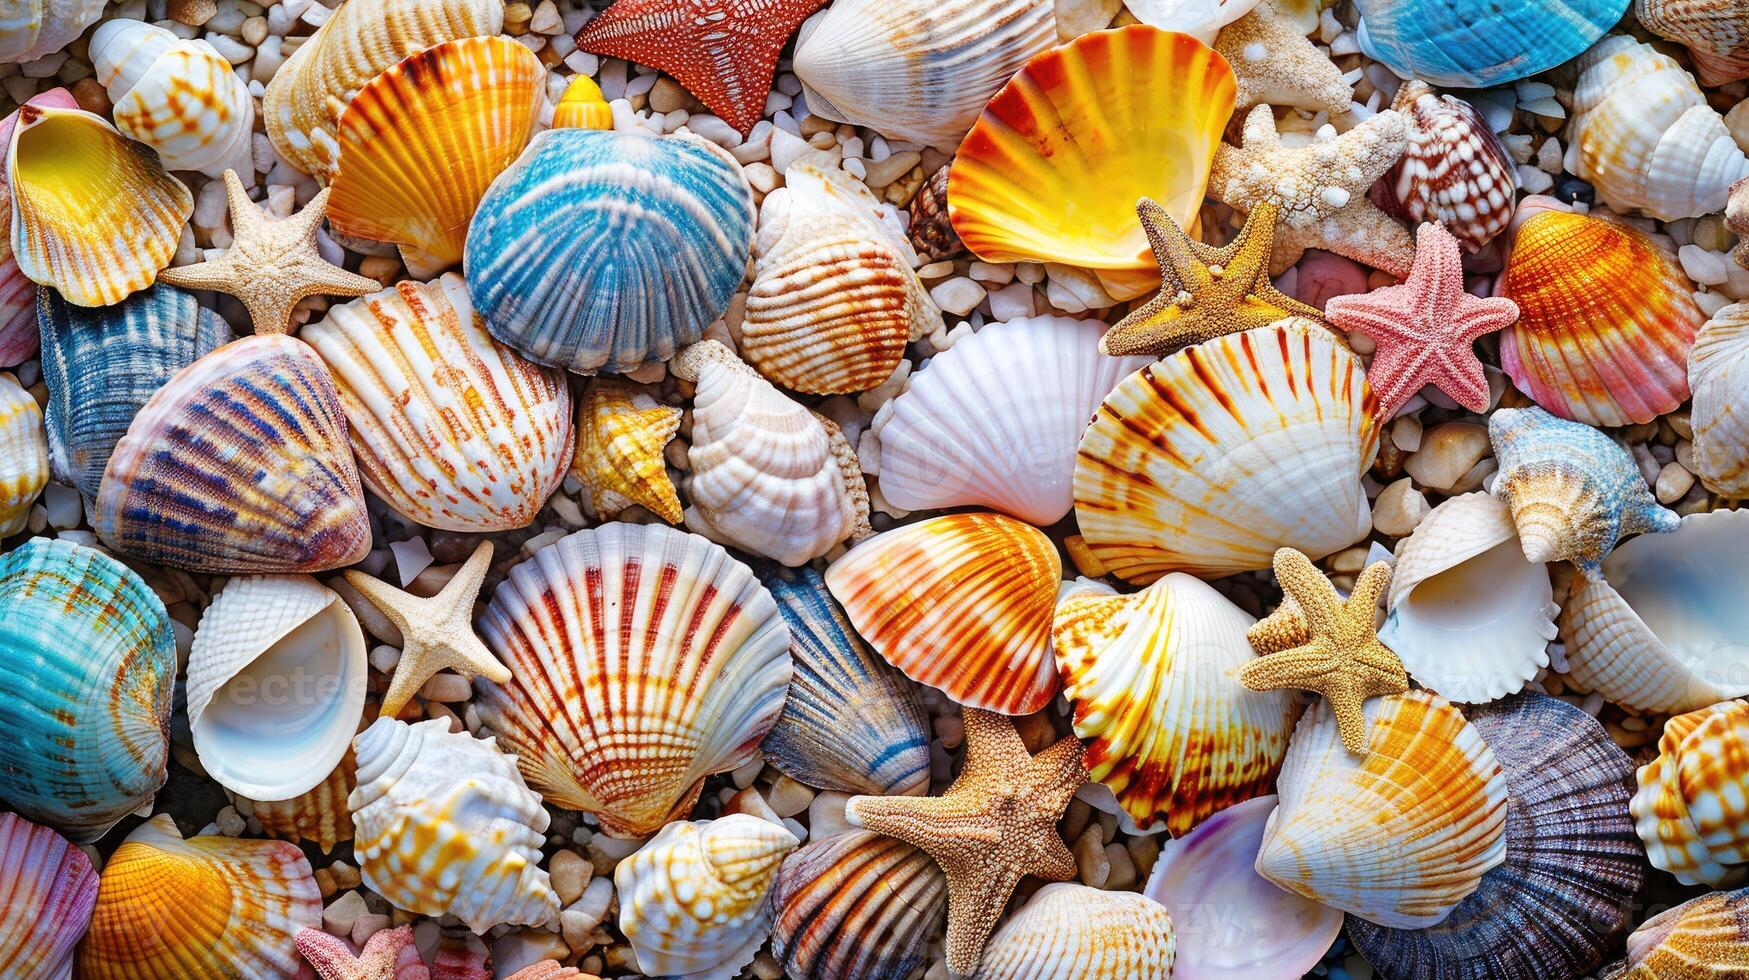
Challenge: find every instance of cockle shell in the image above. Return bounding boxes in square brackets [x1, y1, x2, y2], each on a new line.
[0, 538, 174, 843]
[474, 524, 792, 837]
[75, 813, 321, 980]
[742, 164, 941, 394]
[615, 816, 798, 980]
[1074, 323, 1378, 582]
[303, 274, 573, 532]
[1633, 699, 1749, 887]
[89, 19, 255, 179]
[1372, 80, 1518, 252]
[571, 379, 682, 523]
[1689, 302, 1749, 497]
[248, 749, 356, 853]
[1636, 0, 1749, 84]
[1258, 689, 1509, 928]
[0, 812, 97, 980]
[1354, 0, 1626, 87]
[769, 831, 947, 980]
[825, 512, 1061, 715]
[1121, 0, 1263, 42]
[0, 0, 102, 64]
[977, 883, 1176, 980]
[876, 315, 1150, 526]
[0, 370, 46, 536]
[350, 717, 558, 932]
[93, 335, 372, 574]
[1604, 886, 1749, 978]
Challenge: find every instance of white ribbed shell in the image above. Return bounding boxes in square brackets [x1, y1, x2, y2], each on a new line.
[1689, 302, 1749, 497]
[978, 883, 1177, 980]
[89, 20, 255, 177]
[0, 371, 47, 537]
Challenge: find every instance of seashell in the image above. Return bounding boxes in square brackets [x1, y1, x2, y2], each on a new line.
[262, 0, 504, 179]
[551, 74, 613, 131]
[614, 815, 798, 980]
[93, 335, 372, 574]
[187, 575, 368, 802]
[1689, 302, 1749, 497]
[1488, 406, 1680, 574]
[742, 164, 942, 394]
[1566, 35, 1749, 221]
[769, 830, 946, 980]
[1052, 575, 1298, 834]
[1371, 80, 1518, 253]
[1378, 492, 1557, 704]
[7, 104, 191, 308]
[570, 378, 682, 523]
[1121, 0, 1264, 42]
[350, 717, 559, 932]
[247, 749, 356, 854]
[0, 0, 102, 64]
[0, 538, 174, 843]
[328, 36, 545, 274]
[876, 315, 1150, 526]
[977, 883, 1176, 980]
[303, 274, 573, 532]
[1073, 323, 1378, 582]
[75, 813, 321, 979]
[1354, 0, 1625, 87]
[670, 341, 871, 565]
[1636, 0, 1749, 84]
[1633, 699, 1749, 887]
[37, 283, 233, 506]
[757, 564, 931, 797]
[465, 129, 755, 375]
[791, 0, 1057, 149]
[1258, 689, 1509, 928]
[0, 812, 97, 980]
[89, 19, 255, 179]
[431, 934, 491, 980]
[1348, 693, 1645, 980]
[825, 512, 1061, 715]
[0, 370, 47, 536]
[1605, 886, 1749, 978]
[0, 251, 37, 367]
[474, 523, 792, 837]
[948, 26, 1236, 271]
[907, 165, 961, 263]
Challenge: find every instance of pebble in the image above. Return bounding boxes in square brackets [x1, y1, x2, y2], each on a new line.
[1373, 478, 1430, 537]
[549, 849, 591, 905]
[351, 914, 391, 948]
[1073, 825, 1110, 888]
[1679, 244, 1732, 286]
[417, 672, 472, 703]
[807, 792, 855, 840]
[323, 890, 369, 935]
[1403, 422, 1491, 492]
[1104, 842, 1138, 891]
[985, 281, 1036, 322]
[930, 277, 985, 316]
[1390, 415, 1423, 453]
[1655, 461, 1696, 504]
[41, 482, 80, 530]
[766, 775, 816, 818]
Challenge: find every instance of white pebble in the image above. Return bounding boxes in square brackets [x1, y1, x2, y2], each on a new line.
[930, 277, 986, 316]
[41, 482, 80, 530]
[1679, 244, 1732, 286]
[390, 536, 433, 587]
[986, 281, 1035, 322]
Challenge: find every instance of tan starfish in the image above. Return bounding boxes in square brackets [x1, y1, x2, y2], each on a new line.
[295, 925, 425, 980]
[1215, 0, 1353, 115]
[159, 169, 380, 335]
[846, 709, 1087, 976]
[1209, 105, 1414, 277]
[571, 379, 684, 523]
[1239, 548, 1408, 755]
[342, 540, 510, 716]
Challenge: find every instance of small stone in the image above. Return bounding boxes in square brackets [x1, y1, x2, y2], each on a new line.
[214, 805, 246, 837]
[648, 76, 688, 114]
[549, 849, 591, 905]
[417, 672, 472, 703]
[241, 16, 269, 46]
[986, 281, 1035, 322]
[724, 786, 784, 824]
[529, 0, 563, 34]
[1064, 535, 1108, 578]
[41, 482, 80, 530]
[929, 277, 985, 316]
[1403, 422, 1491, 492]
[1390, 415, 1423, 452]
[1073, 825, 1110, 888]
[1104, 842, 1137, 890]
[862, 151, 920, 189]
[765, 775, 816, 818]
[1373, 478, 1430, 537]
[1655, 461, 1695, 504]
[350, 914, 391, 948]
[331, 861, 362, 890]
[503, 2, 533, 34]
[1679, 244, 1732, 286]
[323, 890, 368, 935]
[570, 876, 614, 931]
[168, 0, 217, 26]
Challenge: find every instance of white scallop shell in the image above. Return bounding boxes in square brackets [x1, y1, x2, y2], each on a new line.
[89, 19, 256, 179]
[1689, 302, 1749, 497]
[978, 882, 1177, 980]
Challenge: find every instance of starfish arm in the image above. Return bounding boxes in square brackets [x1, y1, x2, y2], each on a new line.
[961, 708, 1028, 764]
[1273, 549, 1343, 634]
[941, 864, 1027, 976]
[341, 571, 418, 634]
[1033, 833, 1079, 882]
[1345, 205, 1417, 278]
[1431, 343, 1494, 412]
[1030, 734, 1089, 797]
[377, 646, 436, 718]
[220, 169, 261, 237]
[1325, 685, 1377, 754]
[1240, 103, 1282, 147]
[289, 187, 337, 244]
[1237, 643, 1342, 692]
[1323, 291, 1423, 342]
[295, 929, 361, 979]
[844, 794, 1001, 850]
[1454, 296, 1521, 343]
[1348, 561, 1392, 617]
[156, 256, 243, 292]
[1265, 223, 1315, 277]
[1137, 198, 1211, 290]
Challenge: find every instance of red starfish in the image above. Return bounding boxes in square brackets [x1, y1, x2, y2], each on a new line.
[576, 0, 829, 135]
[1324, 222, 1519, 417]
[296, 926, 430, 980]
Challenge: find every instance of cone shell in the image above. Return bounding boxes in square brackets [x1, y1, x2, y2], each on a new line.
[1636, 0, 1749, 84]
[0, 370, 46, 536]
[89, 20, 255, 178]
[1074, 324, 1378, 582]
[474, 524, 793, 837]
[825, 512, 1061, 715]
[978, 883, 1176, 980]
[949, 26, 1236, 270]
[1353, 0, 1624, 87]
[769, 830, 946, 980]
[615, 816, 798, 980]
[0, 538, 174, 843]
[0, 0, 101, 64]
[877, 315, 1150, 526]
[303, 274, 573, 532]
[328, 36, 545, 272]
[570, 378, 681, 523]
[1689, 302, 1749, 497]
[247, 749, 356, 853]
[76, 813, 321, 979]
[1632, 699, 1749, 887]
[0, 812, 97, 980]
[93, 335, 372, 574]
[1373, 80, 1518, 252]
[1608, 886, 1749, 978]
[552, 75, 612, 131]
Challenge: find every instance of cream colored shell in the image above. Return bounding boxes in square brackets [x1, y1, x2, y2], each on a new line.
[1689, 302, 1749, 497]
[1631, 699, 1749, 886]
[89, 19, 255, 178]
[978, 882, 1177, 980]
[0, 372, 47, 537]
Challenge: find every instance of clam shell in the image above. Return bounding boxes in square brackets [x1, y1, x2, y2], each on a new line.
[570, 378, 682, 523]
[474, 523, 793, 837]
[978, 883, 1176, 980]
[825, 512, 1061, 715]
[0, 812, 97, 980]
[1121, 0, 1263, 42]
[0, 369, 47, 536]
[1606, 886, 1749, 978]
[89, 19, 255, 178]
[303, 274, 573, 532]
[769, 830, 946, 980]
[1354, 0, 1625, 87]
[0, 0, 102, 64]
[247, 748, 356, 853]
[1689, 302, 1749, 497]
[1372, 80, 1518, 252]
[1632, 699, 1749, 886]
[1636, 0, 1749, 84]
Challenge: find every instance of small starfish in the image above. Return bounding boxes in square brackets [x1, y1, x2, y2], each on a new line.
[846, 709, 1088, 976]
[503, 964, 593, 980]
[1210, 105, 1414, 277]
[1239, 548, 1408, 755]
[576, 0, 829, 135]
[158, 169, 379, 335]
[296, 926, 429, 980]
[1100, 198, 1326, 358]
[571, 379, 683, 523]
[1214, 0, 1352, 115]
[342, 540, 510, 716]
[1325, 222, 1519, 417]
[1729, 177, 1749, 270]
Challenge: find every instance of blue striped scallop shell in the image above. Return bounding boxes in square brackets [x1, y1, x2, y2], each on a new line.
[1355, 0, 1627, 88]
[465, 128, 755, 375]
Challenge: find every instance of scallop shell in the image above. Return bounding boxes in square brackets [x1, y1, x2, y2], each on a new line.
[0, 249, 38, 367]
[1074, 323, 1378, 582]
[465, 129, 755, 375]
[670, 340, 871, 566]
[0, 0, 103, 64]
[615, 815, 798, 980]
[948, 26, 1236, 271]
[1605, 886, 1749, 978]
[1121, 0, 1264, 42]
[89, 19, 255, 178]
[75, 813, 321, 980]
[1372, 80, 1518, 252]
[792, 0, 1057, 149]
[328, 36, 545, 274]
[0, 538, 174, 843]
[876, 315, 1151, 526]
[0, 370, 46, 536]
[1354, 0, 1625, 87]
[742, 164, 941, 394]
[769, 830, 946, 980]
[303, 274, 573, 532]
[1633, 699, 1749, 887]
[1258, 689, 1509, 928]
[350, 717, 559, 932]
[247, 749, 356, 853]
[825, 512, 1061, 715]
[1636, 0, 1749, 84]
[0, 812, 97, 980]
[474, 523, 793, 837]
[978, 883, 1176, 980]
[570, 378, 682, 523]
[93, 335, 372, 574]
[1689, 302, 1749, 497]
[907, 165, 960, 263]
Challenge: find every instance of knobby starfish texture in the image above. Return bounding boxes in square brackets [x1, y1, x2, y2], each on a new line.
[296, 925, 429, 980]
[1214, 0, 1352, 114]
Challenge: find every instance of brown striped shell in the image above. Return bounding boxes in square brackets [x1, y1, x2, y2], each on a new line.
[908, 165, 962, 262]
[1373, 80, 1518, 252]
[769, 830, 946, 980]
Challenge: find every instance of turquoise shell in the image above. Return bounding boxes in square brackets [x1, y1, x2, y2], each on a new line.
[37, 284, 233, 505]
[1355, 0, 1628, 87]
[0, 538, 175, 843]
[464, 129, 755, 375]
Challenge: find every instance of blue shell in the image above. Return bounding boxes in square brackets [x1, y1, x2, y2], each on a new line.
[1355, 0, 1628, 88]
[0, 538, 175, 843]
[37, 284, 233, 505]
[757, 564, 931, 797]
[465, 129, 755, 375]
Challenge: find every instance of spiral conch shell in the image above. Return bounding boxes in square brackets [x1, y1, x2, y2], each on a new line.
[1637, 0, 1749, 84]
[978, 883, 1177, 980]
[0, 370, 47, 537]
[571, 379, 683, 523]
[89, 19, 255, 179]
[1689, 303, 1749, 497]
[0, 0, 103, 64]
[1632, 699, 1749, 887]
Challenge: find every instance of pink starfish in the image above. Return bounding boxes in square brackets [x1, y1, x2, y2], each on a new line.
[1325, 222, 1519, 417]
[296, 926, 430, 980]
